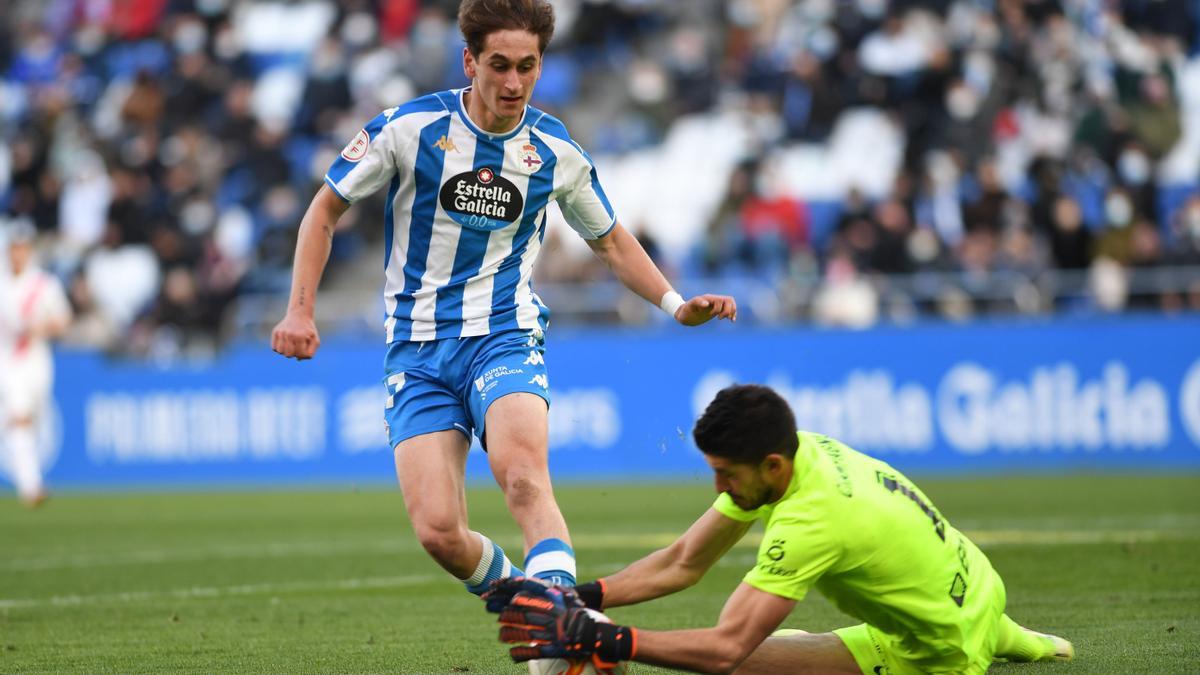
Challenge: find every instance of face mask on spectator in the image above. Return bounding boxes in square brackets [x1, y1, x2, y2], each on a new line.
[174, 20, 207, 54]
[1105, 193, 1133, 228]
[1118, 149, 1150, 186]
[963, 51, 994, 94]
[946, 84, 980, 120]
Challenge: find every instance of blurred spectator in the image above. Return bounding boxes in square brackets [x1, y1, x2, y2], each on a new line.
[83, 222, 159, 330]
[812, 247, 879, 328]
[0, 0, 1199, 355]
[736, 167, 809, 274]
[61, 272, 117, 350]
[1045, 196, 1092, 271]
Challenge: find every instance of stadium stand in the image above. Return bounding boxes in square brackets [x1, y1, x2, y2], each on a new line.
[2, 0, 1199, 361]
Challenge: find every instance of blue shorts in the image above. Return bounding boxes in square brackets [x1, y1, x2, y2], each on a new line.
[382, 328, 550, 449]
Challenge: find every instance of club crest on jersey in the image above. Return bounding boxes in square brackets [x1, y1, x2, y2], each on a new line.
[341, 129, 370, 162]
[517, 144, 542, 172]
[439, 167, 524, 231]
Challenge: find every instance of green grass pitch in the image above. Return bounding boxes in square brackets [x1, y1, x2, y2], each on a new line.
[2, 475, 1197, 673]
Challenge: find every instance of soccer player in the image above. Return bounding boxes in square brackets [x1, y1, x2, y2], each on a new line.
[270, 0, 735, 598]
[489, 384, 1074, 674]
[0, 220, 72, 508]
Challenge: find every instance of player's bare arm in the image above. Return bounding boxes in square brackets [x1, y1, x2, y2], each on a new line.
[599, 508, 752, 609]
[585, 222, 737, 325]
[627, 582, 794, 674]
[271, 184, 351, 361]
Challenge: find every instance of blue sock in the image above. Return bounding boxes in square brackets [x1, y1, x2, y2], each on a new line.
[463, 532, 523, 596]
[524, 538, 576, 587]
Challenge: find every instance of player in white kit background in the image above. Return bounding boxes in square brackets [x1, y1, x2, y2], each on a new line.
[272, 0, 736, 600]
[0, 219, 72, 508]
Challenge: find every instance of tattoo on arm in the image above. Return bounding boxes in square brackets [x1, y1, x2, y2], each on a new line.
[298, 286, 307, 307]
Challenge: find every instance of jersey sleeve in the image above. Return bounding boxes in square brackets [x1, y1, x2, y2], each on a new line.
[324, 109, 401, 203]
[742, 511, 840, 602]
[712, 492, 764, 523]
[553, 144, 616, 240]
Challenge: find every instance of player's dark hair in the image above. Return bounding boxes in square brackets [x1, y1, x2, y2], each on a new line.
[458, 0, 556, 56]
[693, 384, 798, 464]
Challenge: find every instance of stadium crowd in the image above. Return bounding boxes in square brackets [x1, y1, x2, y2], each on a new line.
[2, 0, 1200, 359]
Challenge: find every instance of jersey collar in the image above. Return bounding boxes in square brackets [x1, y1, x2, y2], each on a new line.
[456, 87, 529, 142]
[773, 433, 815, 504]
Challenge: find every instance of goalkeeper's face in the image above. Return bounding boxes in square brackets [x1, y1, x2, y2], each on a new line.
[705, 454, 778, 511]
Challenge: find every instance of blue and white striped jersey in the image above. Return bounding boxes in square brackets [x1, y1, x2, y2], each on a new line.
[325, 88, 617, 343]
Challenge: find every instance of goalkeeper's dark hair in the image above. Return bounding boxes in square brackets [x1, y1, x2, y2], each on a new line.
[693, 384, 798, 464]
[458, 0, 556, 56]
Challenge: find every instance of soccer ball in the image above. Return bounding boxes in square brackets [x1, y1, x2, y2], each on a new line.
[525, 609, 629, 675]
[526, 659, 628, 675]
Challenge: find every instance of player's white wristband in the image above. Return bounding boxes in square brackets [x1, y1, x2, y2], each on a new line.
[659, 290, 685, 318]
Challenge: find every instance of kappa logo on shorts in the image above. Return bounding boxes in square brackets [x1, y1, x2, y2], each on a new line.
[529, 374, 548, 389]
[523, 350, 544, 366]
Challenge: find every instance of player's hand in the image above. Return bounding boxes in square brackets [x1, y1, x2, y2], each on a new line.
[675, 293, 737, 326]
[482, 577, 584, 614]
[498, 590, 596, 663]
[498, 590, 634, 667]
[270, 312, 321, 360]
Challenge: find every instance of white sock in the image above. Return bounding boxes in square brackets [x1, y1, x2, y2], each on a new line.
[461, 532, 523, 595]
[524, 538, 576, 587]
[8, 426, 44, 499]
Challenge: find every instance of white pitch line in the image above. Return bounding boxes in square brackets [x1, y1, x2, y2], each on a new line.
[1, 528, 1195, 610]
[0, 540, 414, 572]
[0, 574, 438, 610]
[967, 528, 1192, 546]
[571, 528, 1200, 550]
[3, 528, 1196, 574]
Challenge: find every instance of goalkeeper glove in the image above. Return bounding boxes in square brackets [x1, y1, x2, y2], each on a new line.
[482, 576, 606, 613]
[573, 579, 605, 610]
[482, 576, 584, 614]
[498, 588, 636, 668]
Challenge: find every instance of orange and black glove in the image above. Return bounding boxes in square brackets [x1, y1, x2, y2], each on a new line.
[482, 576, 605, 613]
[497, 588, 635, 668]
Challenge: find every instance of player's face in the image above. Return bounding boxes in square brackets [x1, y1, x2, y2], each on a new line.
[463, 29, 541, 133]
[8, 241, 32, 274]
[705, 454, 776, 511]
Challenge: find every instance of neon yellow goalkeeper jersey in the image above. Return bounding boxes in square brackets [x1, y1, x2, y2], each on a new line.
[713, 432, 1006, 671]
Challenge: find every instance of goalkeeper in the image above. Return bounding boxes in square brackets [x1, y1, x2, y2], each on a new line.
[486, 384, 1074, 674]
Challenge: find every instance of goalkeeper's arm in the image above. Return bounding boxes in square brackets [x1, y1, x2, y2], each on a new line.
[592, 508, 751, 609]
